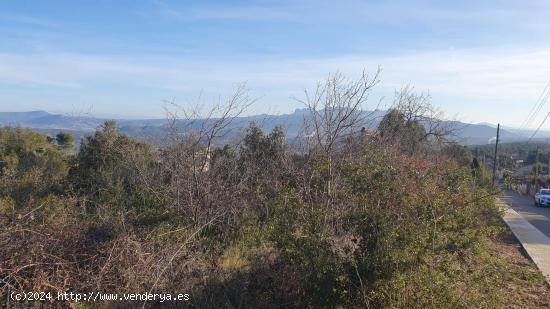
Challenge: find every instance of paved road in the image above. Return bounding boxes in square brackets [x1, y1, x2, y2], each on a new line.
[500, 190, 550, 238]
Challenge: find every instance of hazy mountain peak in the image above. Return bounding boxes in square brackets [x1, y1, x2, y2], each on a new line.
[1, 110, 549, 145]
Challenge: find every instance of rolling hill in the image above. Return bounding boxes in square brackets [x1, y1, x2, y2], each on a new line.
[0, 110, 537, 145]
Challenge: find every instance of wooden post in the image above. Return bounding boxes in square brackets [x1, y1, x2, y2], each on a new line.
[492, 123, 500, 185]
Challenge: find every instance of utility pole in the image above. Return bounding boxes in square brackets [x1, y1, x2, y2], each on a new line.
[536, 146, 540, 177]
[492, 123, 500, 185]
[535, 146, 540, 191]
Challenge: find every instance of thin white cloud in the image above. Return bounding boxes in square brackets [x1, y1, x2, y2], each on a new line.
[169, 6, 294, 22]
[0, 14, 59, 27]
[148, 0, 550, 29]
[150, 0, 296, 22]
[1, 46, 550, 126]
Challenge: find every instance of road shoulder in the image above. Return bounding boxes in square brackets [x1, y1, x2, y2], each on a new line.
[497, 197, 550, 285]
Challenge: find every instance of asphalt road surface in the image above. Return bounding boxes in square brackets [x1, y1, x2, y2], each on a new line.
[500, 190, 550, 238]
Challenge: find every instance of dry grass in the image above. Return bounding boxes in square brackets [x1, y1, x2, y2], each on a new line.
[493, 228, 550, 308]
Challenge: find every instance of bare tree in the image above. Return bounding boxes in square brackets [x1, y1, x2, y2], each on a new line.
[161, 84, 256, 222]
[378, 86, 455, 153]
[297, 69, 380, 198]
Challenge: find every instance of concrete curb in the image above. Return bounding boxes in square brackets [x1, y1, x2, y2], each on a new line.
[497, 198, 550, 285]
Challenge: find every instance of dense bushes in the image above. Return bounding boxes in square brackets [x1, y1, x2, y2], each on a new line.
[68, 120, 159, 214]
[218, 147, 503, 308]
[0, 107, 530, 307]
[0, 127, 69, 210]
[0, 118, 514, 308]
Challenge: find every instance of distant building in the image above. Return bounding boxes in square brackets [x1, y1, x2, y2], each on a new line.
[360, 127, 377, 138]
[514, 163, 549, 178]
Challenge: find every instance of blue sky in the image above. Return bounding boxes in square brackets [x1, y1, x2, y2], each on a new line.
[1, 0, 550, 126]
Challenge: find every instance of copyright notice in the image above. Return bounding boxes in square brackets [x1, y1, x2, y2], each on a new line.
[9, 291, 190, 303]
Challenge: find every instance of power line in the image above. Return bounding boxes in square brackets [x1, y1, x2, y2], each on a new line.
[521, 80, 550, 129]
[525, 82, 550, 143]
[520, 80, 550, 131]
[527, 110, 550, 143]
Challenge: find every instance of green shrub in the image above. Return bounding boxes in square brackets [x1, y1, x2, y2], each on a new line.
[0, 197, 15, 216]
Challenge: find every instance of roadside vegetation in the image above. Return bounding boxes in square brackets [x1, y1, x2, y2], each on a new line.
[1, 72, 549, 308]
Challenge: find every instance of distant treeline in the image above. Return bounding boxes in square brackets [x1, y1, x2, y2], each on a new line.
[472, 142, 550, 168]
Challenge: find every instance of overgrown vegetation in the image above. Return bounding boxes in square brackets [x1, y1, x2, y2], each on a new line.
[1, 74, 548, 308]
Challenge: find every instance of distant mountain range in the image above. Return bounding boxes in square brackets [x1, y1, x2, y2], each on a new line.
[1, 110, 550, 145]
